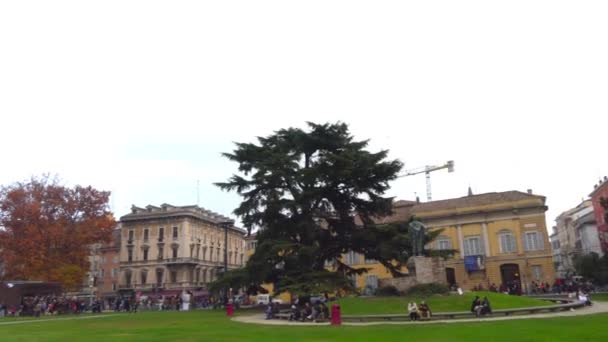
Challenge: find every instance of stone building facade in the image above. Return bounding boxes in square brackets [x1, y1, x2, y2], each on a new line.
[118, 204, 246, 295]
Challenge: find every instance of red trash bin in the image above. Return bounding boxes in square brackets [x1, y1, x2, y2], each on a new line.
[226, 303, 234, 317]
[331, 303, 341, 325]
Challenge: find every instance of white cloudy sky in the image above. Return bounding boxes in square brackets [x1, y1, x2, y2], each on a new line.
[1, 1, 606, 230]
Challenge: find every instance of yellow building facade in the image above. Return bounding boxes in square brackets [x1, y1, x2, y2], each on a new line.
[345, 191, 555, 292]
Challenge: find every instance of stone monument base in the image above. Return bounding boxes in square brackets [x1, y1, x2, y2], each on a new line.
[379, 256, 447, 293]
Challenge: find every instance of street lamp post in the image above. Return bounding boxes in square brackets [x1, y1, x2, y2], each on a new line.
[221, 220, 235, 307]
[89, 276, 95, 309]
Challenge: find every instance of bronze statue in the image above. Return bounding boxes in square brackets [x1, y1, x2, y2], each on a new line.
[408, 219, 426, 256]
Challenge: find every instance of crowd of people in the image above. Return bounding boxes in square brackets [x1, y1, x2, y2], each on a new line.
[0, 296, 104, 317]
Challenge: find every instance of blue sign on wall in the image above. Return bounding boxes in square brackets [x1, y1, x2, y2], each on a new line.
[464, 255, 485, 272]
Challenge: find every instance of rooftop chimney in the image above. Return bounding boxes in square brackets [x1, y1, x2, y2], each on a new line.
[416, 196, 420, 204]
[527, 189, 533, 194]
[468, 186, 473, 196]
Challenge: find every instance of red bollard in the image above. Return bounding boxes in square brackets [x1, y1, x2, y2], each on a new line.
[331, 303, 341, 326]
[226, 303, 234, 317]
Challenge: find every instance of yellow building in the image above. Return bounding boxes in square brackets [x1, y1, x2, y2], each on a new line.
[345, 190, 555, 292]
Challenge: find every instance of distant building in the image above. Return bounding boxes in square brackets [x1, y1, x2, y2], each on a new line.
[118, 204, 246, 297]
[96, 228, 121, 304]
[549, 230, 563, 278]
[552, 200, 600, 278]
[590, 176, 608, 253]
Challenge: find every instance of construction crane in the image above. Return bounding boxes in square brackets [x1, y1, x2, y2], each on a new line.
[398, 160, 454, 202]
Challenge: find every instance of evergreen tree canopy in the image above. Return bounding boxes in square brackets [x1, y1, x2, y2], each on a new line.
[214, 122, 440, 295]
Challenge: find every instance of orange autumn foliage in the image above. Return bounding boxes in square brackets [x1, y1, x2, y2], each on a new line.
[0, 176, 115, 290]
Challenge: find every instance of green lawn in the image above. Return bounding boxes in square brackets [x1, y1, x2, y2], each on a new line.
[1, 310, 607, 342]
[592, 293, 608, 302]
[335, 291, 550, 314]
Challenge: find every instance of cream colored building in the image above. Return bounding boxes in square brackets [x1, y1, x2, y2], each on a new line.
[118, 204, 246, 295]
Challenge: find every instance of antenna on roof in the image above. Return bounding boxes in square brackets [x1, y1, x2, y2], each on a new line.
[197, 179, 200, 206]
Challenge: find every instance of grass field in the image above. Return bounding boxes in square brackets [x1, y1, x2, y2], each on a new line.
[1, 309, 607, 342]
[336, 291, 549, 314]
[592, 293, 608, 301]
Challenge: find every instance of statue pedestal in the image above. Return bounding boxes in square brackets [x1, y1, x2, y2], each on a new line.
[380, 257, 447, 293]
[408, 256, 447, 284]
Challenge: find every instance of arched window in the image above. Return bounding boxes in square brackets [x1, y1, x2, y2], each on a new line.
[499, 230, 517, 253]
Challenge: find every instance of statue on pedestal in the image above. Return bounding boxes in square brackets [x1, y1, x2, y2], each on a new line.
[408, 218, 426, 257]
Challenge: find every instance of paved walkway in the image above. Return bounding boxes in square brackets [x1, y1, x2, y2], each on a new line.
[0, 314, 119, 326]
[233, 302, 608, 326]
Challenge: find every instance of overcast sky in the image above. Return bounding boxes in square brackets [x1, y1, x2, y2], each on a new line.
[1, 1, 606, 231]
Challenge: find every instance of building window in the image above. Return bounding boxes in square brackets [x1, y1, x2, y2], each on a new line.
[158, 246, 164, 260]
[348, 274, 357, 288]
[128, 230, 134, 243]
[156, 270, 163, 287]
[190, 245, 195, 258]
[499, 230, 517, 253]
[172, 246, 178, 259]
[170, 271, 177, 284]
[436, 235, 451, 250]
[240, 254, 244, 265]
[100, 269, 105, 278]
[141, 271, 147, 285]
[210, 247, 213, 261]
[112, 268, 118, 278]
[345, 251, 359, 265]
[365, 275, 379, 290]
[463, 236, 483, 256]
[143, 228, 149, 242]
[101, 256, 106, 264]
[365, 257, 377, 264]
[143, 249, 149, 261]
[112, 283, 116, 291]
[532, 265, 543, 280]
[113, 256, 119, 264]
[216, 247, 220, 260]
[125, 272, 132, 287]
[173, 227, 179, 240]
[127, 249, 133, 262]
[524, 231, 544, 251]
[158, 227, 164, 242]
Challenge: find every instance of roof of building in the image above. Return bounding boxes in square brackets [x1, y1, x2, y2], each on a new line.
[120, 203, 246, 234]
[371, 190, 546, 224]
[589, 177, 608, 197]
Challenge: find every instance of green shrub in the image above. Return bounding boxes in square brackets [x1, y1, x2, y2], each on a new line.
[406, 283, 449, 297]
[374, 285, 400, 296]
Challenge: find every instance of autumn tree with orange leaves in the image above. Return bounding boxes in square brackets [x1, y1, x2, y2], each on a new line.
[0, 176, 115, 290]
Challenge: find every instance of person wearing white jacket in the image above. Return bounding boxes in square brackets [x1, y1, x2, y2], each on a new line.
[408, 301, 419, 321]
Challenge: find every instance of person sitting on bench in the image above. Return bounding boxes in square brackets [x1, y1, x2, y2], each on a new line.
[418, 301, 431, 319]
